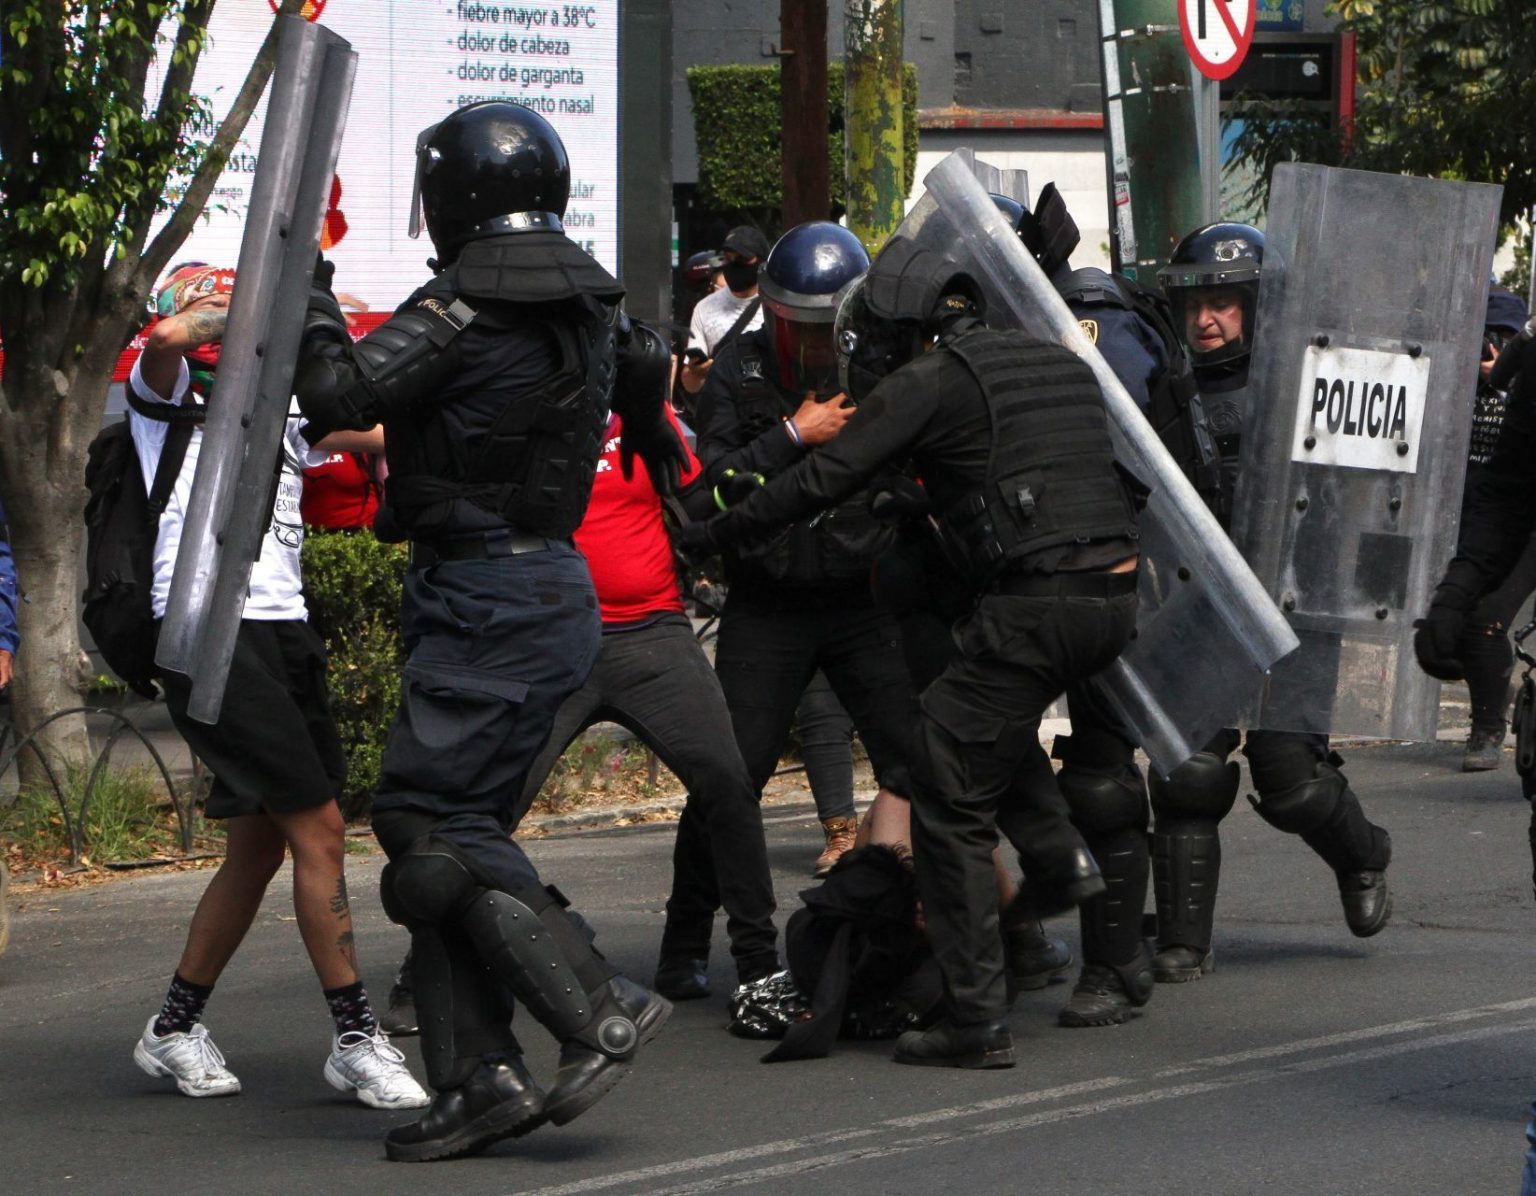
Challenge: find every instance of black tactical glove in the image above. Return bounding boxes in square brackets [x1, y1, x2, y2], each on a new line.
[302, 253, 349, 356]
[619, 408, 690, 495]
[675, 517, 723, 563]
[1413, 586, 1474, 681]
[870, 476, 930, 523]
[713, 468, 764, 510]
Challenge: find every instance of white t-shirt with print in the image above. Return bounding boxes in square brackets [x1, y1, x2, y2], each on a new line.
[686, 287, 765, 358]
[127, 356, 327, 620]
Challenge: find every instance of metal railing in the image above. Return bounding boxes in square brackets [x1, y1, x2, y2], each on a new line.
[0, 706, 194, 867]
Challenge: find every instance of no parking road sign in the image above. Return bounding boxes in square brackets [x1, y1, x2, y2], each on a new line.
[1180, 0, 1255, 80]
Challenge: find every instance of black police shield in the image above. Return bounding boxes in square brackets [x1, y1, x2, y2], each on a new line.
[1231, 164, 1502, 739]
[155, 16, 358, 723]
[897, 150, 1299, 775]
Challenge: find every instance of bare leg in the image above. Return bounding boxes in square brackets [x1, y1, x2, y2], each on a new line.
[855, 789, 1018, 913]
[174, 814, 288, 987]
[268, 800, 359, 990]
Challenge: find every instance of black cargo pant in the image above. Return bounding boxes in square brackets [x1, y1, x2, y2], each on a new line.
[371, 542, 600, 900]
[508, 612, 779, 982]
[910, 579, 1140, 1025]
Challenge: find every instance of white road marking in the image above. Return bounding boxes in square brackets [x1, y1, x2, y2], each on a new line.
[510, 1000, 1536, 1196]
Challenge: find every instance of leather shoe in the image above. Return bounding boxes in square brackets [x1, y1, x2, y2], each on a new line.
[1338, 870, 1392, 937]
[893, 1018, 1014, 1069]
[1006, 848, 1107, 923]
[653, 956, 711, 1001]
[384, 1057, 545, 1163]
[544, 977, 673, 1126]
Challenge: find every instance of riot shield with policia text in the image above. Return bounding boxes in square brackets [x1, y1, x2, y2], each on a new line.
[1231, 164, 1501, 739]
[898, 151, 1299, 775]
[155, 16, 358, 724]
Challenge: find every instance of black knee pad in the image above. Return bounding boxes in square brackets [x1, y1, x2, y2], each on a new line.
[1149, 751, 1240, 823]
[1059, 764, 1149, 838]
[386, 838, 481, 927]
[1251, 763, 1346, 836]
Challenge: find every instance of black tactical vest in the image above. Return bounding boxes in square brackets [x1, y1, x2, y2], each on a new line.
[1193, 365, 1248, 528]
[384, 275, 616, 541]
[724, 336, 892, 587]
[936, 329, 1139, 585]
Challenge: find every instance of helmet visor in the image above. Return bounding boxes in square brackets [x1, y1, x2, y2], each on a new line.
[407, 123, 439, 240]
[767, 307, 841, 395]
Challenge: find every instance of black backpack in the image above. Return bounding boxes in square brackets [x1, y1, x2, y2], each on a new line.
[82, 410, 196, 697]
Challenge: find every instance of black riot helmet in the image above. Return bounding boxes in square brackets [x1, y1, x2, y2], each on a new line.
[834, 236, 984, 403]
[1158, 222, 1266, 368]
[409, 102, 571, 263]
[758, 222, 870, 394]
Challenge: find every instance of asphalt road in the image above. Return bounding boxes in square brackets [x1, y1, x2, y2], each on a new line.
[2, 738, 1534, 1195]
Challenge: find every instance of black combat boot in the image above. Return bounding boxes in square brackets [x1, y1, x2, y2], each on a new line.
[1150, 825, 1220, 982]
[544, 976, 673, 1126]
[379, 953, 419, 1036]
[1004, 919, 1073, 1000]
[1337, 870, 1392, 938]
[385, 1057, 545, 1163]
[1059, 944, 1154, 1028]
[893, 1019, 1015, 1069]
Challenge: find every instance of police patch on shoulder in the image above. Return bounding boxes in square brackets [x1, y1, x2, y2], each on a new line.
[1079, 318, 1099, 344]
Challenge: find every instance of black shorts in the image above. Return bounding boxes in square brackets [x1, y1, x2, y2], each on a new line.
[160, 619, 347, 819]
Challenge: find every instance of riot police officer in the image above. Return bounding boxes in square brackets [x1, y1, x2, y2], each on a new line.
[988, 186, 1174, 1026]
[1150, 223, 1393, 984]
[685, 235, 1138, 1068]
[691, 222, 925, 1025]
[293, 101, 687, 1163]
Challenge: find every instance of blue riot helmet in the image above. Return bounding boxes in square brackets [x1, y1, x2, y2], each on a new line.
[1158, 222, 1266, 368]
[759, 222, 871, 394]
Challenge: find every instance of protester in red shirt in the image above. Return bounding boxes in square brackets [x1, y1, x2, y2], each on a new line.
[301, 450, 382, 531]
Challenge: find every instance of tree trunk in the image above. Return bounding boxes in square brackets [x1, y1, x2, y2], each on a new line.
[2, 397, 93, 778]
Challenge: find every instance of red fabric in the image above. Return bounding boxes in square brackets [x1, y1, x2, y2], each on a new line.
[301, 452, 380, 531]
[574, 408, 701, 624]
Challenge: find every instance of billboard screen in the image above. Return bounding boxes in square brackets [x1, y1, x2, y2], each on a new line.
[154, 0, 621, 312]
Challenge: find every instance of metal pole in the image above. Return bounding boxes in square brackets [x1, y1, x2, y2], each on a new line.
[843, 0, 905, 251]
[781, 0, 830, 227]
[1095, 0, 1206, 282]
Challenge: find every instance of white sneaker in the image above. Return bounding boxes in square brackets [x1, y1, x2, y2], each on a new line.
[133, 1016, 241, 1097]
[324, 1030, 430, 1110]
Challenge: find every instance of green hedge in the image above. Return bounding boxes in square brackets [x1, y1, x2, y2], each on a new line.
[687, 62, 919, 219]
[300, 530, 407, 818]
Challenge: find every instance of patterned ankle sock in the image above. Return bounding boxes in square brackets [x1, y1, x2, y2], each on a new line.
[152, 972, 214, 1037]
[323, 980, 379, 1040]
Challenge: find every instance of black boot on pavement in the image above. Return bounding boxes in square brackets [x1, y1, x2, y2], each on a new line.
[1338, 870, 1392, 937]
[379, 967, 418, 1037]
[893, 1019, 1015, 1069]
[544, 977, 673, 1127]
[384, 1057, 545, 1163]
[1059, 945, 1154, 1028]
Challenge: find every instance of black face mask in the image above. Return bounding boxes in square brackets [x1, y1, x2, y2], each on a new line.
[722, 260, 759, 293]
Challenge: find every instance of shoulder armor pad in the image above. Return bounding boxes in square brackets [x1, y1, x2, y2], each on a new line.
[454, 233, 624, 305]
